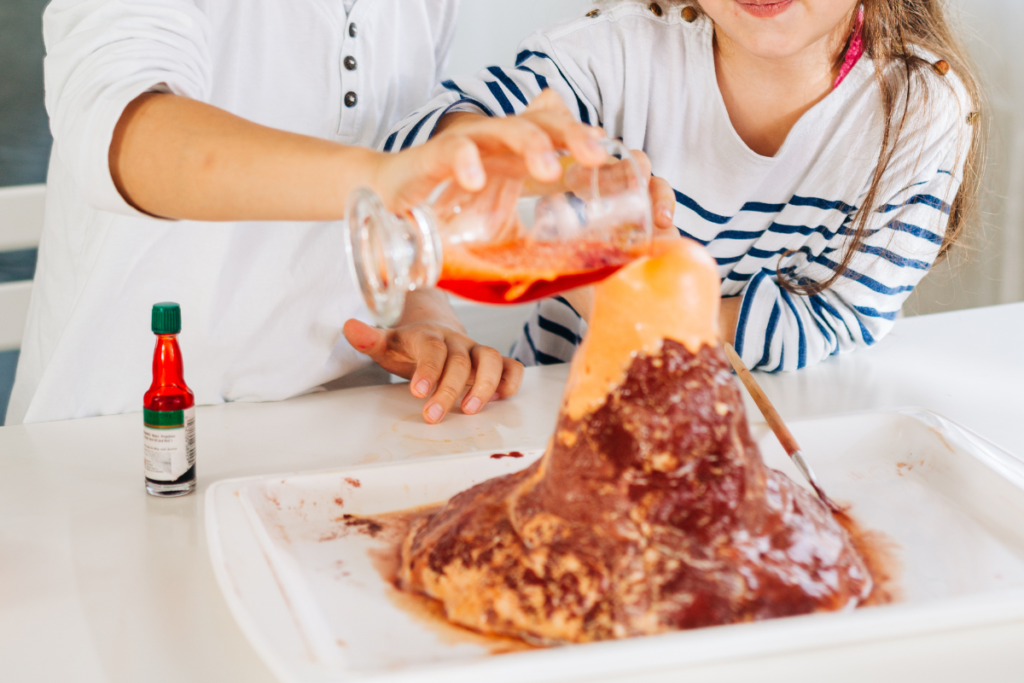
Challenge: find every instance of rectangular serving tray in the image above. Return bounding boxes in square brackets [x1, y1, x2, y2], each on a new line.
[205, 409, 1024, 683]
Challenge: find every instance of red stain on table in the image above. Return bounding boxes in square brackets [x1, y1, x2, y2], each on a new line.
[490, 451, 525, 460]
[341, 514, 384, 537]
[345, 478, 362, 488]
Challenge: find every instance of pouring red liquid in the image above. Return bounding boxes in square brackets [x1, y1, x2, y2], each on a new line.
[345, 140, 654, 327]
[437, 239, 646, 305]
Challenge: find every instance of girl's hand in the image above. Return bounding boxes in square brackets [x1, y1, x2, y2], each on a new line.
[436, 88, 610, 176]
[376, 89, 609, 214]
[563, 149, 677, 234]
[343, 296, 524, 424]
[649, 174, 677, 235]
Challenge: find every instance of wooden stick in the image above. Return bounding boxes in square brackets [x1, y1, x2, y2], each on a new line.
[723, 343, 800, 455]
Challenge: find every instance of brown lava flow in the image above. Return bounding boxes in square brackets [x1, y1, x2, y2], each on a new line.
[353, 501, 897, 652]
[831, 510, 901, 606]
[358, 505, 537, 654]
[345, 345, 899, 649]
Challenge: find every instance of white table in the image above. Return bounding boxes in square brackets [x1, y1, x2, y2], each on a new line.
[3, 303, 1024, 683]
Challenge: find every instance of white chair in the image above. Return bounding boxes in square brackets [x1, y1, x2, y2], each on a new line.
[0, 184, 45, 352]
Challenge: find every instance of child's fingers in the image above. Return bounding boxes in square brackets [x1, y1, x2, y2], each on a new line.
[523, 90, 607, 167]
[423, 342, 473, 424]
[453, 117, 562, 182]
[562, 158, 640, 201]
[525, 111, 608, 169]
[649, 176, 677, 233]
[568, 149, 651, 198]
[495, 358, 526, 400]
[592, 150, 652, 194]
[627, 149, 654, 180]
[408, 331, 449, 400]
[525, 90, 607, 159]
[603, 159, 643, 193]
[460, 346, 505, 415]
[524, 87, 573, 115]
[344, 319, 419, 380]
[343, 319, 388, 359]
[441, 134, 487, 192]
[407, 133, 487, 196]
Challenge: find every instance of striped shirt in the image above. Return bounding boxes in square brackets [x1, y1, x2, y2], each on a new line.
[387, 2, 973, 372]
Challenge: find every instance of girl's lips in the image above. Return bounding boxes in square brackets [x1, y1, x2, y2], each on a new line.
[737, 0, 794, 18]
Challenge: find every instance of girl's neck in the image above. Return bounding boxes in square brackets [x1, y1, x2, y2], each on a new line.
[713, 16, 853, 158]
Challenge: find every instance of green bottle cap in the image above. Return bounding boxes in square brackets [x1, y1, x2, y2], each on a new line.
[152, 302, 182, 335]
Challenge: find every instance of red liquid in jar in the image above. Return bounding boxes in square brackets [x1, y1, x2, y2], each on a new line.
[437, 239, 643, 305]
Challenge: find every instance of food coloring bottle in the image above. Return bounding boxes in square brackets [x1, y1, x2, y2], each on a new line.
[144, 302, 197, 497]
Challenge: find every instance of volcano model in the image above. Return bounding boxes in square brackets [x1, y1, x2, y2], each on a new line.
[398, 240, 872, 645]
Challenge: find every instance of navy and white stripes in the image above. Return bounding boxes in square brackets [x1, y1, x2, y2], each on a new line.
[386, 2, 972, 372]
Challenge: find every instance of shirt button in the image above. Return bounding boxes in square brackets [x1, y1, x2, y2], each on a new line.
[344, 92, 358, 108]
[348, 23, 357, 38]
[344, 56, 357, 71]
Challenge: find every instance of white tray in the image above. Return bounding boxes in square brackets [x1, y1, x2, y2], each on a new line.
[205, 409, 1024, 683]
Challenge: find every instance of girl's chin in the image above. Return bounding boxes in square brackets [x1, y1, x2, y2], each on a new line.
[736, 0, 795, 19]
[720, 30, 809, 61]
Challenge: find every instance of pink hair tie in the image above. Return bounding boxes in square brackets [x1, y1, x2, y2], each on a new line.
[834, 6, 865, 89]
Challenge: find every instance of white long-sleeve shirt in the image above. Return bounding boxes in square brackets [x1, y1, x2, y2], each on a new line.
[387, 2, 973, 372]
[8, 0, 459, 425]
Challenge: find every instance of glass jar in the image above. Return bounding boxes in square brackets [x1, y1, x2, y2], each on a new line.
[345, 139, 653, 327]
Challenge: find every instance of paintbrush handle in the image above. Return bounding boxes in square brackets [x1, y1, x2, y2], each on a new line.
[723, 344, 840, 512]
[723, 343, 802, 456]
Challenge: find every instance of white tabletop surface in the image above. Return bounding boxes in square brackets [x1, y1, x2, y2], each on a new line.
[3, 302, 1024, 683]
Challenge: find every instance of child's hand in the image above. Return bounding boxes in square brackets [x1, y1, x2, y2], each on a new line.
[376, 90, 609, 214]
[563, 149, 676, 234]
[437, 88, 610, 178]
[343, 318, 525, 425]
[649, 174, 677, 236]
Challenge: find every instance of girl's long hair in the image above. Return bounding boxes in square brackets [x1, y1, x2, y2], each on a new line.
[626, 0, 985, 296]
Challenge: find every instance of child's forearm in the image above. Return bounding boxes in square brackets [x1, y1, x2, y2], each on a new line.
[109, 93, 385, 221]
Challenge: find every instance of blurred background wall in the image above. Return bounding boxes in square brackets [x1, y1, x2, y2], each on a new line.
[0, 0, 50, 422]
[0, 0, 51, 187]
[0, 0, 1021, 424]
[447, 0, 585, 76]
[902, 0, 1024, 315]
